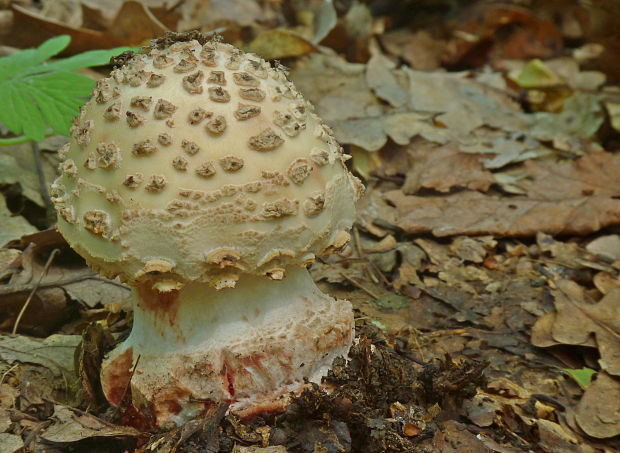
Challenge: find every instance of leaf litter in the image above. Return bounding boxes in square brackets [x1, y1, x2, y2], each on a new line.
[1, 1, 620, 452]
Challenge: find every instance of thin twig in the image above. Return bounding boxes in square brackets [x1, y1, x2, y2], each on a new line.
[0, 363, 18, 385]
[0, 271, 130, 296]
[410, 329, 425, 362]
[12, 248, 60, 335]
[31, 141, 55, 226]
[118, 355, 141, 409]
[340, 272, 380, 300]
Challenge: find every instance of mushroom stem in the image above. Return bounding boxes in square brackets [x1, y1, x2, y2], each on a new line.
[100, 266, 354, 425]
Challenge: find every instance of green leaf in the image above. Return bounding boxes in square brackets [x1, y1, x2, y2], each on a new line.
[26, 85, 73, 135]
[0, 82, 21, 133]
[23, 46, 134, 75]
[0, 35, 70, 82]
[565, 368, 596, 389]
[26, 71, 95, 97]
[11, 83, 47, 141]
[0, 35, 127, 142]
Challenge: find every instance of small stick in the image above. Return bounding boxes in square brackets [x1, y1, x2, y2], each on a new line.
[340, 272, 380, 300]
[118, 355, 141, 408]
[0, 363, 18, 385]
[12, 248, 60, 335]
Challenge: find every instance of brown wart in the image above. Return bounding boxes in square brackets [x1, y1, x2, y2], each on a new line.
[233, 72, 259, 87]
[58, 207, 76, 224]
[183, 71, 204, 94]
[200, 48, 217, 66]
[96, 142, 121, 169]
[206, 248, 242, 269]
[126, 111, 145, 128]
[234, 104, 261, 121]
[220, 185, 241, 197]
[310, 148, 330, 166]
[249, 128, 284, 152]
[95, 81, 120, 104]
[245, 60, 268, 79]
[154, 99, 178, 120]
[182, 140, 200, 155]
[84, 151, 97, 170]
[128, 70, 151, 87]
[174, 58, 198, 73]
[74, 120, 94, 148]
[219, 155, 244, 172]
[83, 210, 111, 236]
[290, 102, 307, 120]
[274, 110, 303, 137]
[188, 108, 210, 125]
[106, 190, 121, 204]
[205, 115, 226, 135]
[207, 71, 226, 85]
[239, 88, 266, 102]
[172, 156, 188, 171]
[133, 139, 158, 156]
[167, 199, 199, 213]
[287, 158, 313, 184]
[195, 162, 216, 178]
[225, 51, 242, 70]
[123, 173, 145, 189]
[158, 133, 172, 146]
[303, 192, 325, 217]
[261, 198, 299, 218]
[243, 181, 262, 193]
[145, 175, 167, 193]
[147, 73, 166, 88]
[130, 96, 153, 111]
[208, 87, 231, 103]
[61, 159, 78, 178]
[58, 143, 70, 160]
[153, 55, 175, 69]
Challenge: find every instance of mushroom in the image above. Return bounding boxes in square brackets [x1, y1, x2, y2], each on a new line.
[51, 37, 363, 426]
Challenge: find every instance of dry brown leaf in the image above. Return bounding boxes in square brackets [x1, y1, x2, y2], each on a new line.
[449, 236, 497, 264]
[531, 280, 620, 376]
[246, 29, 316, 60]
[380, 29, 445, 70]
[0, 195, 37, 248]
[0, 334, 80, 378]
[39, 405, 140, 443]
[593, 272, 620, 295]
[402, 143, 495, 194]
[7, 1, 167, 53]
[366, 51, 409, 108]
[384, 189, 620, 237]
[574, 373, 620, 438]
[523, 152, 620, 200]
[0, 434, 23, 453]
[0, 230, 129, 335]
[586, 235, 620, 262]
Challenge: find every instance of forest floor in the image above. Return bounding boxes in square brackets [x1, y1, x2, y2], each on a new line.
[0, 1, 619, 452]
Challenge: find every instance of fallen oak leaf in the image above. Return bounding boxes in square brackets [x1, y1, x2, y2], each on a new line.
[384, 189, 620, 237]
[246, 29, 317, 60]
[531, 280, 620, 376]
[40, 404, 141, 443]
[402, 142, 495, 194]
[574, 372, 620, 438]
[8, 1, 166, 54]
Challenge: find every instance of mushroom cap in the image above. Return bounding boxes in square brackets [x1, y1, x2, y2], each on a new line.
[51, 39, 363, 288]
